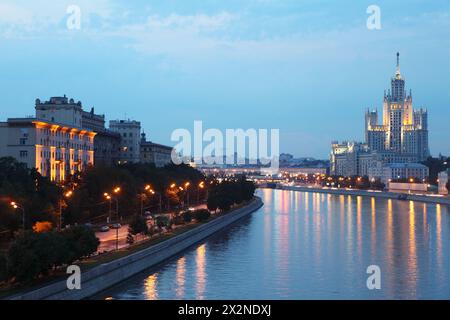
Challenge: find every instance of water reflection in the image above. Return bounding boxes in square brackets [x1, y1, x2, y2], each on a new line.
[175, 257, 186, 299]
[144, 274, 158, 300]
[99, 189, 450, 300]
[196, 244, 206, 299]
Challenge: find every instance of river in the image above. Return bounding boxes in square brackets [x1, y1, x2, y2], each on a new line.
[96, 188, 450, 299]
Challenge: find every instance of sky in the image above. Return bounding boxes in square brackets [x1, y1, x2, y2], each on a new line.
[0, 0, 449, 159]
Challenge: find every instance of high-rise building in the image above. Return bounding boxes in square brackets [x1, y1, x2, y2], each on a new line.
[331, 53, 431, 180]
[365, 53, 430, 161]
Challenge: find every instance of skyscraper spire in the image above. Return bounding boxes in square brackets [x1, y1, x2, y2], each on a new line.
[395, 52, 401, 79]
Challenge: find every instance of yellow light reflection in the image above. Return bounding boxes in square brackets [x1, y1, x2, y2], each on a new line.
[196, 244, 206, 299]
[175, 257, 186, 298]
[144, 273, 158, 300]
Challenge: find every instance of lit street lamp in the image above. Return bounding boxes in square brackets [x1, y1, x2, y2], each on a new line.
[11, 201, 25, 230]
[184, 182, 191, 207]
[58, 191, 73, 231]
[197, 181, 205, 203]
[104, 186, 120, 223]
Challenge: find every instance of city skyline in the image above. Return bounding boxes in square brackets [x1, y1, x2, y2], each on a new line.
[0, 1, 449, 158]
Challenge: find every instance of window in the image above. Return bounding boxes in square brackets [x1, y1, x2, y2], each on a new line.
[20, 150, 28, 158]
[20, 138, 27, 145]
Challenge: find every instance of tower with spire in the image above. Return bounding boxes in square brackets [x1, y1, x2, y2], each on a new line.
[365, 52, 429, 161]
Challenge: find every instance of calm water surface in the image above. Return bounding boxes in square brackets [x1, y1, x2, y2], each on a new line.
[97, 189, 450, 299]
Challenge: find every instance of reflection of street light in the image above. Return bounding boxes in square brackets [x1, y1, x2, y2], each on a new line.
[11, 201, 25, 230]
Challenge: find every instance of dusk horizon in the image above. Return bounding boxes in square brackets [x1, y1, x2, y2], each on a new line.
[1, 0, 449, 158]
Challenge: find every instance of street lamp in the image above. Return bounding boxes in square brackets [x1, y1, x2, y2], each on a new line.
[198, 181, 205, 203]
[58, 191, 73, 231]
[104, 188, 120, 223]
[11, 201, 25, 230]
[184, 182, 191, 208]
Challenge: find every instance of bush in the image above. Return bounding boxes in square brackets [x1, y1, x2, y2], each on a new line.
[156, 215, 171, 229]
[172, 215, 185, 226]
[193, 209, 211, 222]
[182, 211, 192, 223]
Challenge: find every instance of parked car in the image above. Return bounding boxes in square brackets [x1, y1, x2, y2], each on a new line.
[99, 225, 110, 232]
[84, 223, 93, 228]
[110, 223, 121, 229]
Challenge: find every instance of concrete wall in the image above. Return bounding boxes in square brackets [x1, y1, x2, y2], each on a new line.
[8, 197, 263, 300]
[271, 185, 450, 206]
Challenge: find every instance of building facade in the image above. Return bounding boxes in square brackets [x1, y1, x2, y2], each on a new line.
[140, 132, 173, 167]
[81, 107, 120, 167]
[109, 120, 141, 164]
[380, 163, 429, 184]
[0, 118, 95, 182]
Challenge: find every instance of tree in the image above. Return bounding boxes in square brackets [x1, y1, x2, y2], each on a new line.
[421, 157, 446, 185]
[193, 209, 211, 222]
[217, 195, 233, 212]
[129, 214, 149, 236]
[207, 194, 218, 212]
[0, 157, 62, 231]
[33, 221, 53, 233]
[7, 231, 66, 282]
[61, 225, 99, 263]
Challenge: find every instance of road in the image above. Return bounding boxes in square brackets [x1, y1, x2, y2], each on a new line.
[96, 204, 207, 253]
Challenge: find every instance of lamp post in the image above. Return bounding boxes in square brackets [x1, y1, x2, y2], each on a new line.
[168, 183, 176, 211]
[104, 187, 120, 223]
[184, 182, 190, 208]
[59, 190, 73, 231]
[197, 181, 205, 204]
[11, 201, 25, 230]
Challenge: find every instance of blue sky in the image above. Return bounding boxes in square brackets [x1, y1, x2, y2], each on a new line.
[0, 0, 449, 158]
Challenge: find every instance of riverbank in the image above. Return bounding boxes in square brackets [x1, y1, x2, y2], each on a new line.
[6, 197, 263, 300]
[266, 184, 450, 206]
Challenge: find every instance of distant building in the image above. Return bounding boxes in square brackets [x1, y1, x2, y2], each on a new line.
[0, 117, 95, 182]
[330, 53, 430, 181]
[140, 132, 173, 167]
[330, 141, 369, 176]
[109, 119, 141, 164]
[380, 163, 429, 184]
[81, 108, 120, 167]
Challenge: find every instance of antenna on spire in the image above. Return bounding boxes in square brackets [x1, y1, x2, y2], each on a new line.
[395, 52, 402, 79]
